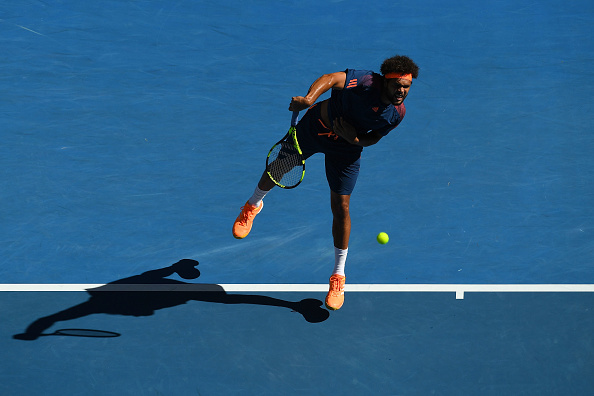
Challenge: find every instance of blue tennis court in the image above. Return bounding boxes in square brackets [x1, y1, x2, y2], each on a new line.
[1, 1, 593, 395]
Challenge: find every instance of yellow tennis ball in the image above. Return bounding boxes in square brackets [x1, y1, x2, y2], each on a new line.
[377, 232, 389, 244]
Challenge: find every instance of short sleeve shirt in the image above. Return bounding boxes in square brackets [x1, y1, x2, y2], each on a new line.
[327, 69, 406, 136]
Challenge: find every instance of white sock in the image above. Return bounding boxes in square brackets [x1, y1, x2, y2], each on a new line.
[333, 247, 348, 276]
[248, 186, 269, 207]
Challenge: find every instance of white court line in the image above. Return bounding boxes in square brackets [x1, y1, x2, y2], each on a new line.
[1, 284, 593, 299]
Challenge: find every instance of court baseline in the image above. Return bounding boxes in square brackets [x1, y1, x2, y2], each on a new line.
[2, 284, 593, 300]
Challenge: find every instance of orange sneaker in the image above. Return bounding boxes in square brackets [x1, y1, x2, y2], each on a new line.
[325, 274, 346, 310]
[232, 201, 263, 239]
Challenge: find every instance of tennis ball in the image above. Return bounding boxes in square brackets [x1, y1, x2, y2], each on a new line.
[377, 232, 389, 245]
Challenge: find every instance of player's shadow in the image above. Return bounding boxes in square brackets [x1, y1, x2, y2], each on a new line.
[13, 259, 329, 341]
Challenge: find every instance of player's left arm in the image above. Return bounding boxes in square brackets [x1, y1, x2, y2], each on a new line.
[333, 117, 384, 147]
[356, 130, 384, 147]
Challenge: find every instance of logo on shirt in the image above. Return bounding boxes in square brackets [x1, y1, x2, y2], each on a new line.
[346, 78, 357, 89]
[372, 107, 379, 113]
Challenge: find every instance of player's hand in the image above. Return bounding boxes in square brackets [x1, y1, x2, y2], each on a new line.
[333, 117, 359, 145]
[289, 96, 312, 112]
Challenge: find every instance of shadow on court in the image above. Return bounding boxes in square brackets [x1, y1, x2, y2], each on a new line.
[13, 259, 329, 340]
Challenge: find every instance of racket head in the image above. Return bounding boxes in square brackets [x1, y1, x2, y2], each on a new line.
[266, 126, 305, 189]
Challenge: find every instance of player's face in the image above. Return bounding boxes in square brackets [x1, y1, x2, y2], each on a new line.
[382, 78, 412, 105]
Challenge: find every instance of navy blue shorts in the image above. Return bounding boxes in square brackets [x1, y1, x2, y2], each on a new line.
[295, 104, 362, 195]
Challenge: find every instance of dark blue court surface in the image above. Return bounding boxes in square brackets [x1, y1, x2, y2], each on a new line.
[1, 0, 593, 394]
[3, 289, 594, 395]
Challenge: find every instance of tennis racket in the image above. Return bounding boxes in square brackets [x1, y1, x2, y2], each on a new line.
[266, 111, 305, 189]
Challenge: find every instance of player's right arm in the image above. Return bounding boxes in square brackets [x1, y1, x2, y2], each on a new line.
[289, 72, 346, 112]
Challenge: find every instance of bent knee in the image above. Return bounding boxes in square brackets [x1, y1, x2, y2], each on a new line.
[330, 193, 351, 217]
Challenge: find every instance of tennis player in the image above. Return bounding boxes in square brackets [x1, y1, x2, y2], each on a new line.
[233, 55, 419, 310]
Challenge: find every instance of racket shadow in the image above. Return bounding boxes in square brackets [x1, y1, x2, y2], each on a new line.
[39, 329, 122, 338]
[13, 259, 329, 341]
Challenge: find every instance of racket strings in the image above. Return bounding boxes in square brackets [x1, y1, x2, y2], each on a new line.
[268, 142, 303, 187]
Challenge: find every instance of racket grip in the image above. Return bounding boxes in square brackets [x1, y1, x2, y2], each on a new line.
[291, 111, 299, 127]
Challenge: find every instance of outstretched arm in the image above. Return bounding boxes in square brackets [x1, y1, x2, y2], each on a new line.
[333, 117, 384, 147]
[289, 72, 346, 112]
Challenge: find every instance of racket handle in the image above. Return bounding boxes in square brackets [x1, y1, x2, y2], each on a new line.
[291, 111, 299, 127]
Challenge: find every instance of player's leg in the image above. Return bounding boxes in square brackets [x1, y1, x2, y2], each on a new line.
[324, 154, 360, 310]
[232, 196, 264, 239]
[331, 191, 351, 251]
[232, 106, 321, 239]
[231, 170, 277, 239]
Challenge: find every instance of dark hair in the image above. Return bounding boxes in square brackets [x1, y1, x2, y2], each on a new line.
[380, 55, 420, 79]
